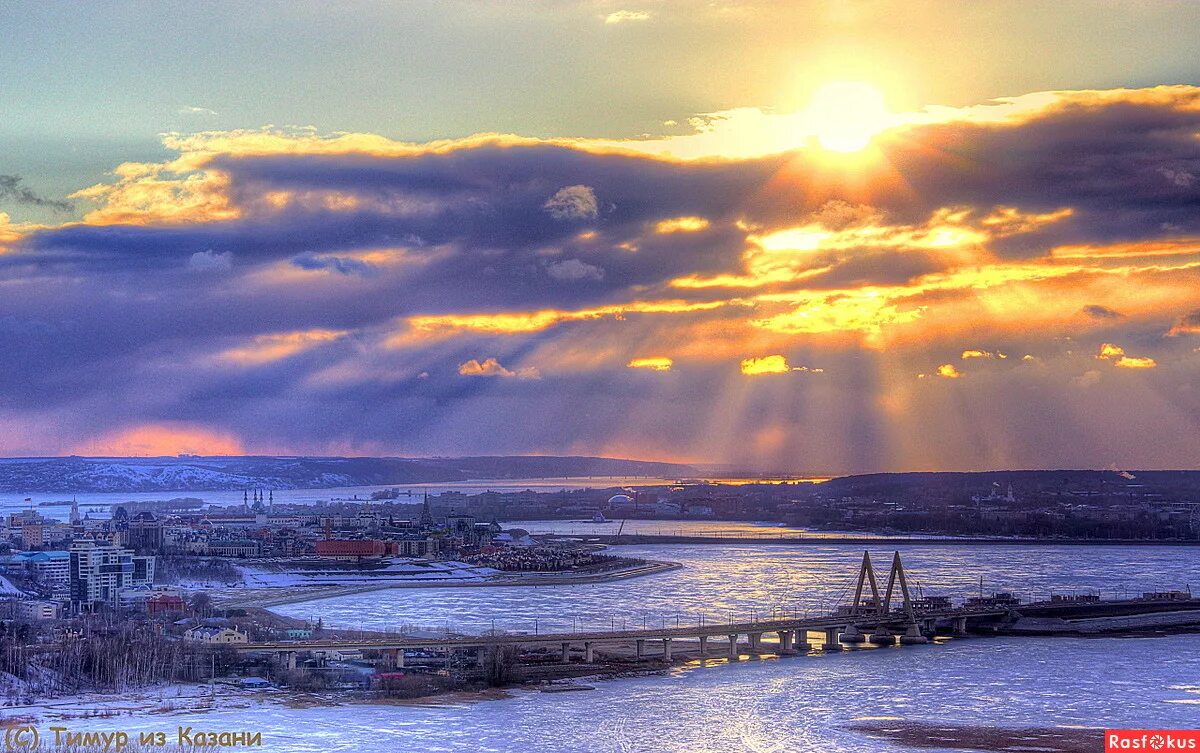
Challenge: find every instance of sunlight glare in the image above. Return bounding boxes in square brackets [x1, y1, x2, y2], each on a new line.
[804, 81, 891, 153]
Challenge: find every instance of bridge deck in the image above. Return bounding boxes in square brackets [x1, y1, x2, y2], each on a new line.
[237, 608, 1006, 652]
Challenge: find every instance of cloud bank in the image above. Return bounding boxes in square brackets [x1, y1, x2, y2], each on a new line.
[3, 86, 1200, 470]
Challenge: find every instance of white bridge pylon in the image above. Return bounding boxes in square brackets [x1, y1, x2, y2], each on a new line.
[851, 550, 918, 624]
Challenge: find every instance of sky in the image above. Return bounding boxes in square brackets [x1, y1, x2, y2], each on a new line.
[1, 1, 1199, 472]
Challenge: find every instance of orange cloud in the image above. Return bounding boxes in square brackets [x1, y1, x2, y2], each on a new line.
[458, 358, 540, 379]
[400, 299, 739, 340]
[218, 329, 348, 366]
[1114, 356, 1157, 369]
[72, 423, 244, 456]
[655, 216, 710, 234]
[1096, 342, 1157, 369]
[740, 355, 791, 375]
[936, 364, 962, 379]
[627, 357, 673, 371]
[1167, 310, 1200, 336]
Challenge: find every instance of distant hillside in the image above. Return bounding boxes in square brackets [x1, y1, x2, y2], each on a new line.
[819, 470, 1200, 497]
[0, 455, 699, 493]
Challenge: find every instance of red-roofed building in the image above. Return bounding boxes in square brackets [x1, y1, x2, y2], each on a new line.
[314, 539, 390, 560]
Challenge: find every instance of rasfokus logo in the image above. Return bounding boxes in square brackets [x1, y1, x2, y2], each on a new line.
[1107, 731, 1200, 751]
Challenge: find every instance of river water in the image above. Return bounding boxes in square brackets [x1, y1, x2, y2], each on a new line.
[17, 542, 1200, 752]
[273, 542, 1200, 635]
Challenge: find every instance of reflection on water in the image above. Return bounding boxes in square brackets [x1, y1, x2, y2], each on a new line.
[275, 543, 1200, 636]
[507, 519, 884, 538]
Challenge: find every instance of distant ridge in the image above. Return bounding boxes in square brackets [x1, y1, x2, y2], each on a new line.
[0, 455, 699, 494]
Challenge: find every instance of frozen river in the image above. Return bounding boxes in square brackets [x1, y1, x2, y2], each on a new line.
[22, 634, 1200, 752]
[274, 542, 1200, 635]
[17, 542, 1200, 752]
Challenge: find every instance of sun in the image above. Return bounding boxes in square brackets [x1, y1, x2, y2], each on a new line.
[803, 81, 892, 153]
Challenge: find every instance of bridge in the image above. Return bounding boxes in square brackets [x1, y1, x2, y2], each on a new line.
[233, 551, 1200, 671]
[234, 552, 1007, 669]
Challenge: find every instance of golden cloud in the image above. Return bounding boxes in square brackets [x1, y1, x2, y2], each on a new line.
[655, 216, 711, 234]
[458, 358, 540, 379]
[218, 329, 348, 366]
[1114, 356, 1157, 369]
[740, 355, 791, 375]
[627, 357, 674, 371]
[936, 363, 962, 379]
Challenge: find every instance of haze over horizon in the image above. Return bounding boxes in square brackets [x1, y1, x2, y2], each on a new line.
[2, 2, 1200, 472]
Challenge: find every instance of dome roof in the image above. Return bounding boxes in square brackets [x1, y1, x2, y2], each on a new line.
[607, 494, 634, 505]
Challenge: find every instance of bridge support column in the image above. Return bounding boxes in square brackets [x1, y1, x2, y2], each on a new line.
[635, 639, 645, 660]
[900, 624, 929, 645]
[278, 651, 296, 670]
[778, 630, 793, 652]
[823, 628, 842, 651]
[662, 638, 672, 662]
[795, 630, 812, 651]
[584, 642, 595, 663]
[952, 616, 968, 636]
[380, 648, 404, 669]
[748, 632, 763, 654]
[561, 642, 571, 663]
[727, 634, 739, 659]
[698, 635, 708, 656]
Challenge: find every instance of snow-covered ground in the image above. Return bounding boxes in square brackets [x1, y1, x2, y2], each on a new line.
[0, 575, 25, 595]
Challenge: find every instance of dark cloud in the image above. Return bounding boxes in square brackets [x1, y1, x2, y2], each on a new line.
[290, 253, 376, 276]
[1082, 305, 1123, 319]
[0, 175, 73, 212]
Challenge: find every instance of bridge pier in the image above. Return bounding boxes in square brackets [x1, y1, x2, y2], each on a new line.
[823, 628, 842, 651]
[868, 627, 896, 646]
[635, 639, 645, 660]
[900, 624, 929, 645]
[698, 635, 708, 656]
[748, 632, 763, 654]
[778, 630, 793, 652]
[840, 625, 866, 644]
[952, 616, 968, 636]
[561, 642, 571, 663]
[278, 651, 296, 670]
[795, 630, 812, 651]
[662, 638, 672, 662]
[727, 634, 739, 659]
[379, 648, 404, 669]
[584, 642, 595, 663]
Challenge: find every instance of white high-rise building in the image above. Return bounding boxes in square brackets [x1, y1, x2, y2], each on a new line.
[68, 539, 155, 611]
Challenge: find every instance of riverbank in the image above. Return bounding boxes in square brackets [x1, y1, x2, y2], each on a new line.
[559, 534, 1200, 546]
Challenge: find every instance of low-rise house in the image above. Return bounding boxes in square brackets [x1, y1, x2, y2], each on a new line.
[183, 625, 249, 644]
[17, 599, 61, 620]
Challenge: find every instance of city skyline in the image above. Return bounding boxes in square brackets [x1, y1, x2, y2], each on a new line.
[2, 2, 1200, 472]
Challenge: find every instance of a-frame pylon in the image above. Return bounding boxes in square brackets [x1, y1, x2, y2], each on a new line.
[851, 550, 883, 614]
[881, 551, 917, 623]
